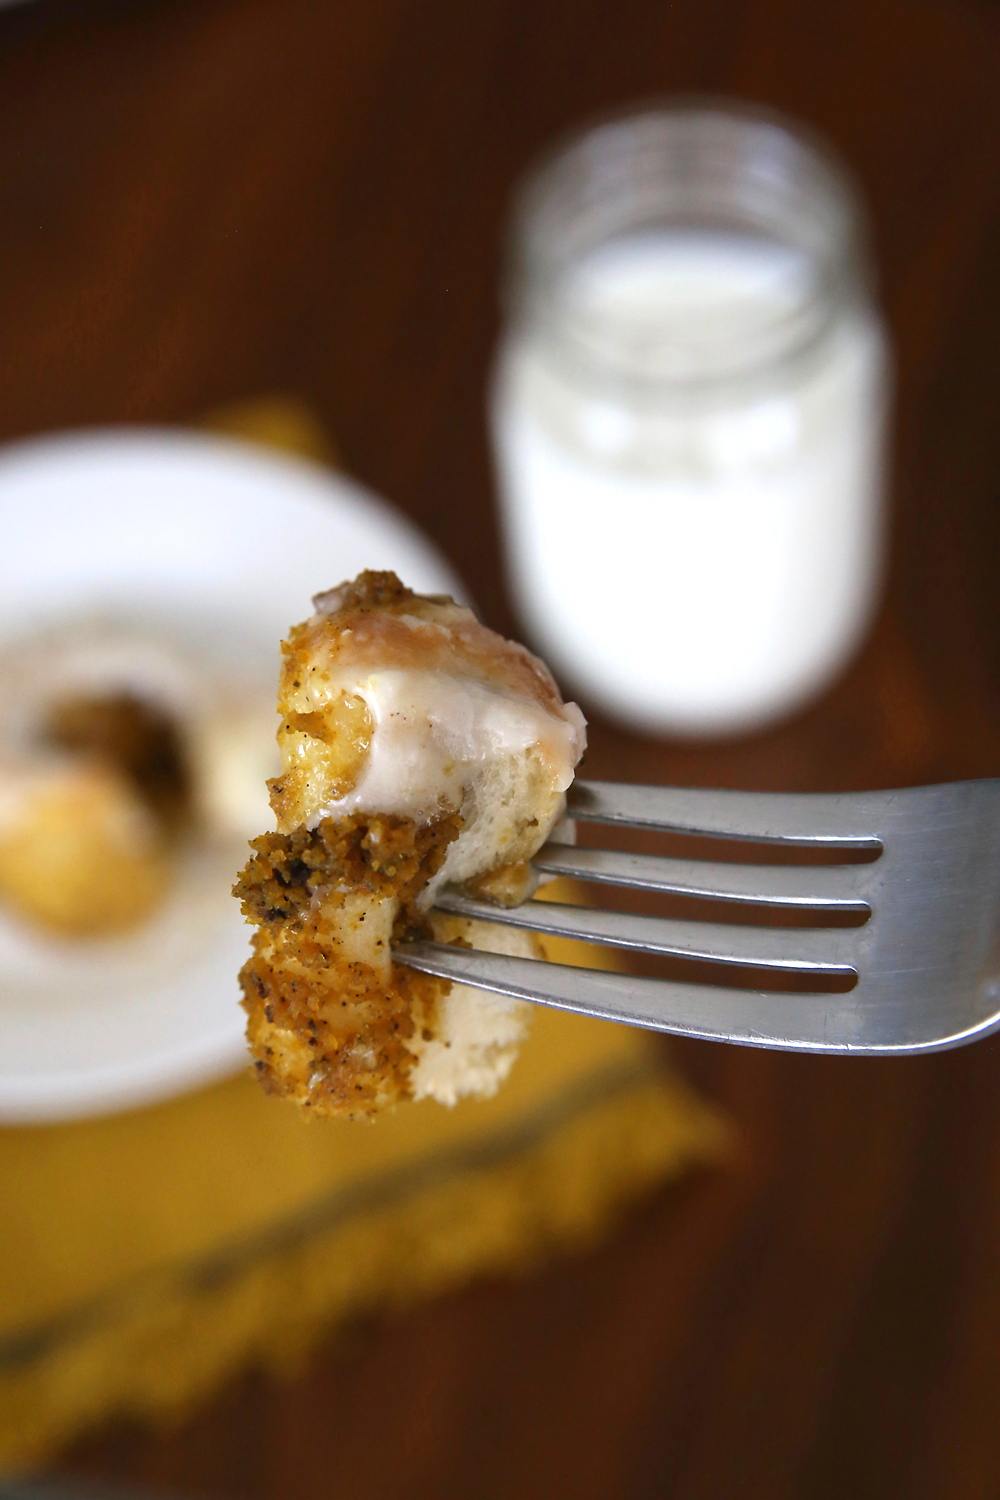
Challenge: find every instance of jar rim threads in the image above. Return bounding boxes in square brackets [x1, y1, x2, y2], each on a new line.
[504, 101, 873, 395]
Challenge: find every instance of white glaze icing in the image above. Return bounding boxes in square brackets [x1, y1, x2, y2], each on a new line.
[309, 668, 586, 826]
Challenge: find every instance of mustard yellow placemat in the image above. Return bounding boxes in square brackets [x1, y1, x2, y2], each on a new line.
[0, 402, 731, 1470]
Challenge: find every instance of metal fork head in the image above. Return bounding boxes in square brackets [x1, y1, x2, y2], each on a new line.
[395, 779, 1000, 1056]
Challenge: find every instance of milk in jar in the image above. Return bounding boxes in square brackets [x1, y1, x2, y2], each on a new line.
[491, 106, 890, 734]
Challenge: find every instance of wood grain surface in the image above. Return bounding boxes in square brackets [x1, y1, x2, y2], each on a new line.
[2, 0, 999, 1494]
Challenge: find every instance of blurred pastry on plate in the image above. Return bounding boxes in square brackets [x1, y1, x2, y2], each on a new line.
[234, 570, 586, 1119]
[0, 618, 277, 940]
[0, 759, 171, 936]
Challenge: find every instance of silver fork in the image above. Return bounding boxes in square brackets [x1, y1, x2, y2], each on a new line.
[394, 779, 1000, 1055]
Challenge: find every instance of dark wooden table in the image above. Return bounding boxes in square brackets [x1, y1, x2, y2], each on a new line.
[2, 0, 999, 1494]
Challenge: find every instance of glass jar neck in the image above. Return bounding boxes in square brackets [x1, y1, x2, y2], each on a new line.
[506, 104, 872, 395]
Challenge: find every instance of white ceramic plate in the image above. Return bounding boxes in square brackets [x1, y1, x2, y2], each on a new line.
[0, 429, 463, 1122]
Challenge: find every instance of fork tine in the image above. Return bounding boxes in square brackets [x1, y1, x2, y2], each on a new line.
[393, 942, 1000, 1055]
[395, 941, 795, 1041]
[532, 842, 872, 908]
[569, 780, 883, 847]
[434, 892, 858, 975]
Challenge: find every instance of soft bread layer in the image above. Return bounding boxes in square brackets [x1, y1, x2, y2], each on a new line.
[408, 916, 536, 1107]
[235, 572, 585, 1118]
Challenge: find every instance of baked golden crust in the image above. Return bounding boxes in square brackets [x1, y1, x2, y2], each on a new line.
[234, 570, 586, 1120]
[236, 811, 461, 1116]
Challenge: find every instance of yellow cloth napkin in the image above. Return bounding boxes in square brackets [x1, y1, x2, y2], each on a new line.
[0, 402, 731, 1469]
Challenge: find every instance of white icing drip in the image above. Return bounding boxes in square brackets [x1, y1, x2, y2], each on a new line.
[309, 669, 585, 825]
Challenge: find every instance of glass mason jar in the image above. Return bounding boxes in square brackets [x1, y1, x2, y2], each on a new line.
[490, 103, 890, 735]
